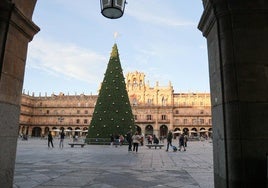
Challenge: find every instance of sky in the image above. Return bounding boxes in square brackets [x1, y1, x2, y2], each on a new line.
[23, 0, 209, 96]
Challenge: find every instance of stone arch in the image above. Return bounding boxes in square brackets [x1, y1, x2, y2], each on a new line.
[82, 127, 88, 136]
[65, 127, 73, 136]
[173, 128, 182, 138]
[145, 125, 153, 136]
[135, 125, 142, 135]
[31, 127, 41, 137]
[190, 128, 198, 137]
[182, 128, 189, 135]
[208, 128, 212, 138]
[74, 127, 81, 136]
[199, 127, 207, 138]
[159, 124, 168, 137]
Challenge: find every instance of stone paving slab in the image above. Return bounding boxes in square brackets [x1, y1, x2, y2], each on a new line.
[13, 139, 214, 188]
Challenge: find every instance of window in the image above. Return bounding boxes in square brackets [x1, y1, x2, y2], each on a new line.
[77, 110, 80, 114]
[161, 115, 166, 120]
[133, 98, 137, 106]
[134, 115, 137, 120]
[200, 119, 204, 124]
[133, 78, 137, 87]
[85, 110, 88, 114]
[147, 115, 152, 120]
[84, 119, 88, 124]
[175, 110, 179, 114]
[162, 97, 167, 106]
[76, 119, 80, 124]
[183, 119, 188, 125]
[46, 110, 49, 114]
[139, 80, 143, 86]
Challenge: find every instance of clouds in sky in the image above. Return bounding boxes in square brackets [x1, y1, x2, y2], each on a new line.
[27, 38, 107, 84]
[24, 0, 209, 95]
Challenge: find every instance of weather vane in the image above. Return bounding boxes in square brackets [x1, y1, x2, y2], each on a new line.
[114, 32, 119, 42]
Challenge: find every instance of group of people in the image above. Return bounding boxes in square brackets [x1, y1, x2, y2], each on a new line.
[124, 130, 188, 153]
[125, 131, 143, 152]
[166, 131, 187, 152]
[47, 130, 67, 148]
[146, 134, 160, 145]
[110, 134, 125, 147]
[47, 129, 188, 152]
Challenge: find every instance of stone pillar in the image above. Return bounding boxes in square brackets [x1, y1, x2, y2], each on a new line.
[41, 126, 46, 137]
[198, 0, 268, 187]
[28, 126, 33, 137]
[0, 0, 39, 187]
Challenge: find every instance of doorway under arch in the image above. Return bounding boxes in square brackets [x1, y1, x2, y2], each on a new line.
[145, 125, 153, 136]
[31, 127, 41, 137]
[159, 124, 168, 137]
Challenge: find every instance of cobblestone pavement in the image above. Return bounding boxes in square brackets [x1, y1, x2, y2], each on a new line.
[14, 139, 214, 188]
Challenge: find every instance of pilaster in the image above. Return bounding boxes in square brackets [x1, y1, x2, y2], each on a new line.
[0, 0, 39, 187]
[198, 0, 268, 187]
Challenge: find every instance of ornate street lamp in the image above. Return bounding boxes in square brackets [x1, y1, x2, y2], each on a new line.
[100, 0, 127, 19]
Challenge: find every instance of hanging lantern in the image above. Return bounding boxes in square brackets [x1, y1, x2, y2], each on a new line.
[100, 0, 127, 19]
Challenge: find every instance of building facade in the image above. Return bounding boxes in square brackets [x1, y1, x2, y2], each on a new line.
[19, 71, 212, 138]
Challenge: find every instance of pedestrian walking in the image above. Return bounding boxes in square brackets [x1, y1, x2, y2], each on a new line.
[153, 134, 159, 144]
[110, 134, 114, 146]
[119, 134, 124, 146]
[114, 134, 120, 147]
[179, 134, 186, 151]
[166, 131, 173, 151]
[184, 134, 188, 147]
[132, 132, 141, 152]
[48, 131, 54, 148]
[59, 129, 65, 148]
[126, 131, 133, 151]
[147, 135, 152, 144]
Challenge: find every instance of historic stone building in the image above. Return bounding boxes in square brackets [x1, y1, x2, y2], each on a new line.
[2, 1, 267, 187]
[19, 71, 212, 138]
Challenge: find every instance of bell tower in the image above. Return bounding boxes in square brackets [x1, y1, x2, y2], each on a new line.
[126, 71, 145, 91]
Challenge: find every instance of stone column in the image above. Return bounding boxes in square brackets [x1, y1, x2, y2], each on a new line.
[28, 126, 33, 137]
[198, 0, 268, 187]
[0, 0, 39, 187]
[41, 126, 46, 137]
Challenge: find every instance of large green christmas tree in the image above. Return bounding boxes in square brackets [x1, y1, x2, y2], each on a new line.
[86, 44, 135, 144]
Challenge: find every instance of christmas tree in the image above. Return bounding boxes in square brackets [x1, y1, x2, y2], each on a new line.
[86, 44, 135, 144]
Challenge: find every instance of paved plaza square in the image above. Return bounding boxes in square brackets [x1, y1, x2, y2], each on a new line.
[14, 139, 214, 188]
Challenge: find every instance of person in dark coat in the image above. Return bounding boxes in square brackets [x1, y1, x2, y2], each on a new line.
[59, 130, 65, 148]
[153, 134, 159, 144]
[48, 131, 54, 148]
[126, 131, 133, 151]
[110, 134, 114, 145]
[166, 131, 173, 151]
[179, 134, 186, 151]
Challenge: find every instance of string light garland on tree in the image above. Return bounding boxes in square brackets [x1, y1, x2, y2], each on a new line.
[86, 44, 135, 144]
